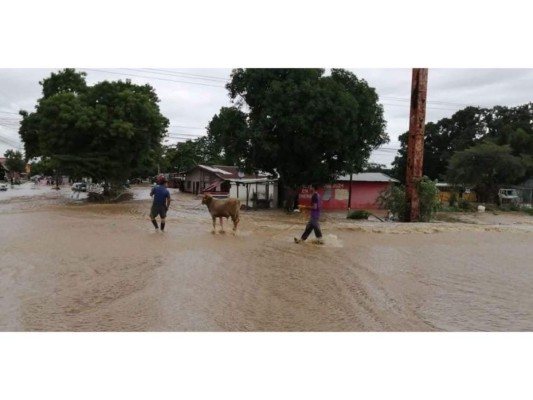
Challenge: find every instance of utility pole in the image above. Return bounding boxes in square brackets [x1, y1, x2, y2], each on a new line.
[405, 68, 428, 222]
[347, 171, 353, 211]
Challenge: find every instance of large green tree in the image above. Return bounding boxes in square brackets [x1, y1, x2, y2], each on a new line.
[18, 69, 169, 187]
[392, 107, 485, 182]
[392, 103, 533, 183]
[209, 68, 388, 190]
[446, 141, 528, 202]
[207, 107, 250, 169]
[163, 136, 224, 174]
[3, 149, 26, 176]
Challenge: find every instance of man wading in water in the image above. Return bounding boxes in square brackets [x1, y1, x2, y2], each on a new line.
[150, 175, 171, 232]
[294, 184, 324, 244]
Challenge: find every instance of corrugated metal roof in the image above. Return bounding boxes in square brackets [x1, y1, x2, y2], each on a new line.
[227, 177, 278, 183]
[193, 165, 274, 180]
[198, 165, 233, 175]
[336, 172, 399, 183]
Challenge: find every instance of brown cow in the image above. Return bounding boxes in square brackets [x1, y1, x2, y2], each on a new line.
[201, 194, 240, 234]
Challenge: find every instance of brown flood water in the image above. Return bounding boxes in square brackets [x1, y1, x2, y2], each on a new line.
[1, 185, 533, 331]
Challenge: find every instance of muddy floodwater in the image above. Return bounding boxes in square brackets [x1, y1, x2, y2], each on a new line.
[1, 183, 533, 331]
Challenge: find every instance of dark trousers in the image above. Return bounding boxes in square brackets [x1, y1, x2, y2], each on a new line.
[301, 218, 322, 240]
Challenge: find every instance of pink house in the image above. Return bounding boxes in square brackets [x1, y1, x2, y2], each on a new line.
[299, 172, 399, 210]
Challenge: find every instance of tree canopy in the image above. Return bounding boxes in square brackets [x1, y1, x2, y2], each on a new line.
[3, 149, 26, 175]
[207, 68, 388, 188]
[447, 141, 528, 202]
[206, 107, 250, 169]
[162, 136, 224, 174]
[391, 103, 533, 183]
[19, 69, 169, 184]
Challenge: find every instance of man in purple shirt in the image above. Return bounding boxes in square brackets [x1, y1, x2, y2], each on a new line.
[294, 184, 324, 244]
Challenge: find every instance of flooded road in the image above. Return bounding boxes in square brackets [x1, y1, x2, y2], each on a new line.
[1, 183, 533, 331]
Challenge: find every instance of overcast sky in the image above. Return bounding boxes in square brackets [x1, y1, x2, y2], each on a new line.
[1, 68, 532, 167]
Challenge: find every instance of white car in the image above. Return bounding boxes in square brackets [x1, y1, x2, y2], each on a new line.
[498, 188, 520, 205]
[0, 183, 8, 191]
[71, 182, 87, 192]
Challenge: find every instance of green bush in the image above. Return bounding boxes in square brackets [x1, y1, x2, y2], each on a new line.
[458, 198, 474, 211]
[499, 203, 521, 212]
[377, 185, 408, 221]
[377, 176, 439, 222]
[509, 204, 521, 212]
[347, 210, 370, 220]
[417, 176, 440, 221]
[484, 204, 497, 212]
[523, 208, 533, 216]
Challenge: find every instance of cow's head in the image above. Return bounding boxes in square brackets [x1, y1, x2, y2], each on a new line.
[201, 194, 212, 205]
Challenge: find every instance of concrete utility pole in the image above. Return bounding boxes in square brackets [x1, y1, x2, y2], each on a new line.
[405, 68, 428, 222]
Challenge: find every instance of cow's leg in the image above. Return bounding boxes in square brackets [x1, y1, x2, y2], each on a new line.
[211, 216, 216, 234]
[232, 214, 240, 232]
[219, 217, 225, 233]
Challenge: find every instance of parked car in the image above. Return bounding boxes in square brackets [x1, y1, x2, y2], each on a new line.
[0, 183, 8, 191]
[498, 188, 521, 205]
[71, 182, 87, 192]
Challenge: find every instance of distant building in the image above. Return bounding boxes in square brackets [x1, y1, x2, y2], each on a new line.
[0, 157, 31, 182]
[183, 164, 278, 208]
[183, 165, 235, 195]
[298, 172, 399, 210]
[0, 158, 6, 180]
[436, 182, 477, 204]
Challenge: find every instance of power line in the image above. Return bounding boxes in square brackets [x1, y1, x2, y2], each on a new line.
[382, 102, 461, 112]
[0, 110, 21, 116]
[168, 137, 205, 142]
[167, 136, 206, 141]
[165, 137, 198, 144]
[169, 125, 206, 130]
[382, 96, 475, 108]
[0, 133, 22, 148]
[123, 68, 229, 84]
[146, 68, 229, 81]
[82, 68, 226, 89]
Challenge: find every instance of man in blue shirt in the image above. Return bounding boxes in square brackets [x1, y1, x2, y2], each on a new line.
[150, 175, 171, 231]
[294, 184, 324, 244]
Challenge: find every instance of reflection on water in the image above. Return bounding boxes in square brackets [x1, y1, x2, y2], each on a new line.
[1, 187, 533, 331]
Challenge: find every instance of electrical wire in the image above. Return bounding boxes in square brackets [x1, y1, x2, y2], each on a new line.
[381, 96, 476, 108]
[80, 70, 473, 112]
[81, 68, 226, 89]
[123, 68, 229, 83]
[0, 110, 21, 116]
[0, 134, 22, 149]
[169, 125, 206, 130]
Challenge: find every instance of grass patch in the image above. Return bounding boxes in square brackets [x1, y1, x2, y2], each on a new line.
[347, 210, 370, 220]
